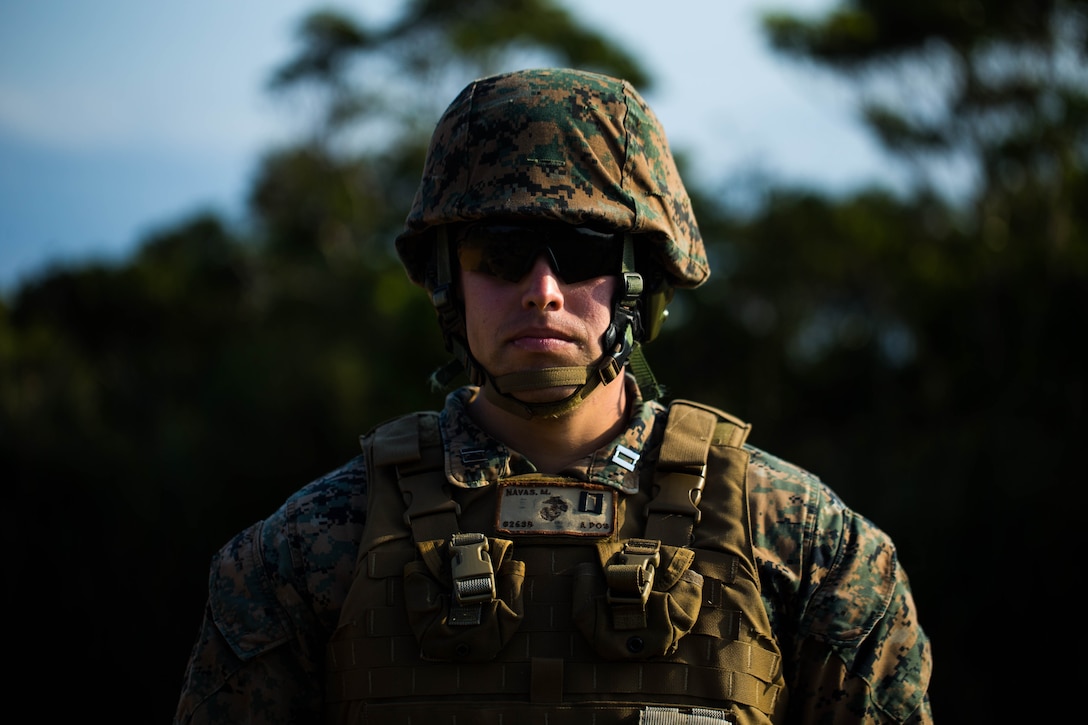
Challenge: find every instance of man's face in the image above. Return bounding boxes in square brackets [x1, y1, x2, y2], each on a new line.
[456, 222, 620, 403]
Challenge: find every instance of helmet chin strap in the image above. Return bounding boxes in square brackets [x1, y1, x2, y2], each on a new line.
[481, 317, 634, 419]
[429, 229, 649, 420]
[482, 365, 609, 419]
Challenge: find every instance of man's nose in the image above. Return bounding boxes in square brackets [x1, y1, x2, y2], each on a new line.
[521, 255, 564, 309]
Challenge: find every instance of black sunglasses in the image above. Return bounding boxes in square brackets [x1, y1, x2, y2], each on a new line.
[455, 222, 625, 284]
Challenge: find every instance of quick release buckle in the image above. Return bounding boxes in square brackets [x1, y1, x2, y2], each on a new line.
[449, 532, 497, 605]
[646, 466, 706, 525]
[605, 538, 661, 607]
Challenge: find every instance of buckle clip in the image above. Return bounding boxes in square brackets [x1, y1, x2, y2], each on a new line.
[646, 467, 706, 525]
[605, 539, 661, 607]
[449, 532, 497, 605]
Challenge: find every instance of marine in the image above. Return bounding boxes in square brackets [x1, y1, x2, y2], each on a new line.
[175, 67, 933, 724]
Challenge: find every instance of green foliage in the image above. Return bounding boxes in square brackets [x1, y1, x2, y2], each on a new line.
[764, 0, 1088, 215]
[266, 0, 650, 144]
[269, 10, 372, 88]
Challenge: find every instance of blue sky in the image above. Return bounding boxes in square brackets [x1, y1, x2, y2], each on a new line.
[0, 0, 906, 296]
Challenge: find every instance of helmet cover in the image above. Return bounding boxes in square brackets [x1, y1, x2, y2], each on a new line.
[395, 68, 709, 289]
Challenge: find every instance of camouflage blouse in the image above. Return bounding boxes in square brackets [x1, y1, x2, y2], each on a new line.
[174, 383, 932, 724]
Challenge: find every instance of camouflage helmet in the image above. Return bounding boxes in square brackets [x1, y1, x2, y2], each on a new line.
[396, 68, 706, 416]
[395, 67, 709, 291]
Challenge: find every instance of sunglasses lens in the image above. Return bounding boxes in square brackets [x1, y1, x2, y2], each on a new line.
[552, 231, 622, 282]
[456, 231, 534, 282]
[456, 224, 622, 283]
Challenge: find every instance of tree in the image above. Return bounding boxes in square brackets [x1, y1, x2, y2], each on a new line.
[762, 0, 1087, 248]
[708, 2, 1088, 718]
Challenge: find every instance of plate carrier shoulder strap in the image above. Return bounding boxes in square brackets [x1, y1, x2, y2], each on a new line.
[368, 399, 751, 548]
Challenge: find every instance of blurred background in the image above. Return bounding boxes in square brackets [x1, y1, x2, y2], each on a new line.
[2, 0, 1084, 720]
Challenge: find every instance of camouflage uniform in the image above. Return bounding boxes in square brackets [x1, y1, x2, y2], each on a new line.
[175, 68, 931, 723]
[174, 382, 932, 724]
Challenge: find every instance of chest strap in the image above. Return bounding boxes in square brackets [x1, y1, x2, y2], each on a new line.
[646, 400, 751, 546]
[371, 412, 457, 543]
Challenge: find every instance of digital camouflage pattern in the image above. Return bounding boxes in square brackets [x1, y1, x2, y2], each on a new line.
[174, 382, 933, 724]
[395, 68, 709, 291]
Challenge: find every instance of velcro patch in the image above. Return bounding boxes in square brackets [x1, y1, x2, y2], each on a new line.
[495, 479, 617, 537]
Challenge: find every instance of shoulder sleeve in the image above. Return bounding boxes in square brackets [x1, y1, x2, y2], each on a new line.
[174, 455, 368, 724]
[747, 447, 933, 723]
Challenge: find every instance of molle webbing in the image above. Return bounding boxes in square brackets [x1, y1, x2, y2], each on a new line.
[327, 543, 781, 711]
[327, 657, 780, 710]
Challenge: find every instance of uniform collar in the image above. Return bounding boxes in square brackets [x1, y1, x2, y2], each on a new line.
[439, 377, 662, 494]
